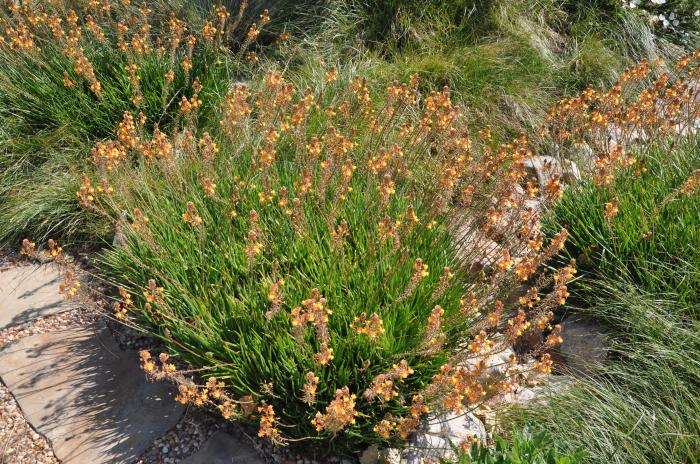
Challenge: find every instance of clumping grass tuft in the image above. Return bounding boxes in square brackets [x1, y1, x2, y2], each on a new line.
[546, 138, 700, 305]
[510, 280, 700, 464]
[0, 0, 266, 244]
[90, 65, 577, 452]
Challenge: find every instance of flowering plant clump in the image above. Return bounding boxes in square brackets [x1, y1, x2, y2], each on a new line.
[9, 0, 700, 453]
[0, 0, 288, 242]
[542, 51, 700, 304]
[541, 50, 700, 185]
[82, 54, 581, 451]
[0, 1, 279, 154]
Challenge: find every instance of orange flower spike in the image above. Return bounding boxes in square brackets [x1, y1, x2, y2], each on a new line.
[312, 387, 357, 433]
[373, 415, 396, 439]
[62, 71, 75, 88]
[257, 404, 284, 444]
[47, 239, 63, 258]
[77, 175, 96, 207]
[182, 202, 203, 227]
[546, 324, 564, 345]
[534, 353, 554, 374]
[20, 239, 36, 257]
[302, 371, 320, 404]
[604, 198, 620, 221]
[325, 66, 338, 83]
[496, 249, 513, 272]
[139, 350, 156, 373]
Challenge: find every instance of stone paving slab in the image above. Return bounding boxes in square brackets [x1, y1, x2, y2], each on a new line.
[183, 431, 265, 464]
[0, 264, 72, 330]
[0, 324, 184, 464]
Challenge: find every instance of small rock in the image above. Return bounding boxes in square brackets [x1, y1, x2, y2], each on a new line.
[451, 223, 501, 274]
[562, 159, 581, 183]
[359, 445, 379, 464]
[112, 224, 128, 249]
[406, 412, 486, 463]
[182, 430, 264, 463]
[378, 448, 402, 464]
[523, 155, 561, 189]
[514, 387, 540, 403]
[556, 316, 608, 374]
[443, 411, 487, 443]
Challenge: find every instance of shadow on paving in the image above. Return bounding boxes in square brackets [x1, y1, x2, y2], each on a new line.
[0, 323, 183, 464]
[0, 264, 73, 330]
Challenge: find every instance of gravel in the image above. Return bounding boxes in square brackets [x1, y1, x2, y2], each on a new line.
[0, 382, 58, 464]
[136, 407, 221, 464]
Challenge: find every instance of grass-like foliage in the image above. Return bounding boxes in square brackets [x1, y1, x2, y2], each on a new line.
[509, 54, 700, 463]
[89, 68, 576, 451]
[512, 280, 700, 464]
[0, 0, 267, 243]
[549, 139, 700, 305]
[460, 426, 585, 464]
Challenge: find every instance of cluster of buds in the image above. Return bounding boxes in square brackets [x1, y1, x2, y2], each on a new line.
[604, 197, 620, 222]
[679, 169, 700, 196]
[220, 85, 252, 138]
[140, 351, 177, 381]
[179, 93, 202, 115]
[182, 202, 203, 227]
[114, 286, 133, 320]
[312, 387, 357, 434]
[373, 393, 429, 440]
[421, 305, 446, 352]
[90, 140, 127, 172]
[552, 264, 577, 306]
[77, 175, 96, 207]
[351, 312, 385, 340]
[302, 371, 320, 404]
[292, 293, 333, 360]
[143, 279, 165, 305]
[290, 288, 333, 348]
[399, 258, 429, 302]
[59, 271, 80, 299]
[363, 360, 414, 403]
[131, 208, 149, 229]
[19, 239, 36, 258]
[47, 239, 63, 259]
[264, 278, 285, 320]
[258, 404, 284, 444]
[244, 210, 263, 265]
[117, 112, 141, 150]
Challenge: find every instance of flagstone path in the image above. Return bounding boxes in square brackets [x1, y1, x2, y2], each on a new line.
[0, 261, 265, 464]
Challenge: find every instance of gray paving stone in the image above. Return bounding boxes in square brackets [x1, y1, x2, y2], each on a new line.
[0, 324, 184, 463]
[183, 431, 264, 464]
[0, 264, 72, 330]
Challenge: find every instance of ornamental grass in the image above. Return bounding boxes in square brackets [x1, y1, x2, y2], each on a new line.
[33, 14, 580, 448]
[7, 0, 700, 457]
[89, 68, 575, 450]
